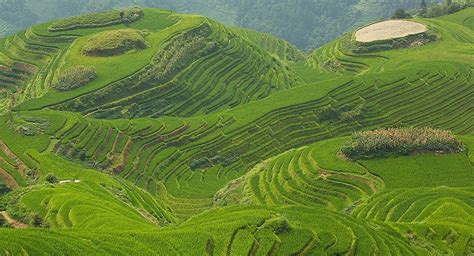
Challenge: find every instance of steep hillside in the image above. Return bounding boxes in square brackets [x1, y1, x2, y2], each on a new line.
[0, 8, 301, 118]
[0, 7, 473, 256]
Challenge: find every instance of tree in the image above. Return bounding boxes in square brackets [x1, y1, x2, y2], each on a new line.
[29, 214, 43, 227]
[0, 182, 11, 195]
[45, 173, 59, 184]
[466, 0, 474, 8]
[392, 9, 412, 19]
[420, 0, 428, 9]
[446, 2, 462, 14]
[428, 5, 446, 17]
[419, 0, 428, 17]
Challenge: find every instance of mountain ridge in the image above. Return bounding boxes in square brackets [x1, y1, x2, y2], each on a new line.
[1, 0, 448, 49]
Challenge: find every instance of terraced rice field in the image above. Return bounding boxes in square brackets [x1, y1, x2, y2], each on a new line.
[10, 9, 301, 119]
[0, 6, 472, 255]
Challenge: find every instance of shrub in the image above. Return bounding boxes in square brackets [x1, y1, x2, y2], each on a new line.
[52, 65, 96, 91]
[45, 173, 59, 184]
[262, 217, 292, 234]
[48, 7, 144, 32]
[81, 29, 148, 56]
[7, 116, 49, 136]
[317, 105, 340, 122]
[189, 157, 211, 170]
[425, 0, 468, 18]
[0, 182, 11, 195]
[392, 9, 412, 19]
[29, 213, 43, 227]
[341, 127, 464, 160]
[139, 23, 215, 83]
[321, 59, 342, 72]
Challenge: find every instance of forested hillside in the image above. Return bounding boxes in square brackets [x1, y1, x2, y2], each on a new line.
[0, 0, 445, 49]
[226, 0, 444, 49]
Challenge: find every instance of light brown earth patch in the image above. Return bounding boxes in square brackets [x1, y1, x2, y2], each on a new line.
[0, 168, 18, 189]
[0, 211, 28, 228]
[0, 140, 27, 176]
[356, 20, 427, 43]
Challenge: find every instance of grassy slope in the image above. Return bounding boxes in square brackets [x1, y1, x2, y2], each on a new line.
[17, 9, 187, 110]
[12, 8, 302, 119]
[0, 204, 452, 255]
[4, 9, 470, 200]
[230, 26, 305, 61]
[361, 153, 474, 188]
[0, 7, 472, 256]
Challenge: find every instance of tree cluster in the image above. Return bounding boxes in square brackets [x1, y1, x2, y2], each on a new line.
[419, 0, 472, 17]
[52, 66, 97, 92]
[341, 127, 464, 160]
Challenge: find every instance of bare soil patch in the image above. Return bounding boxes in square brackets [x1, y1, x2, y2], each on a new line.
[0, 140, 27, 176]
[356, 20, 427, 43]
[0, 168, 18, 189]
[0, 211, 28, 228]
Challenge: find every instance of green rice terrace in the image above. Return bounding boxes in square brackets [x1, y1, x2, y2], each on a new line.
[0, 5, 473, 255]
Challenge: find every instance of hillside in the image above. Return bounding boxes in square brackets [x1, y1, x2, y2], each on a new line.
[0, 0, 446, 49]
[0, 8, 301, 118]
[0, 6, 473, 255]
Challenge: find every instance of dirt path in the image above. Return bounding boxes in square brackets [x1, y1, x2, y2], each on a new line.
[0, 168, 18, 189]
[59, 179, 81, 184]
[0, 140, 27, 176]
[356, 20, 427, 43]
[0, 211, 28, 228]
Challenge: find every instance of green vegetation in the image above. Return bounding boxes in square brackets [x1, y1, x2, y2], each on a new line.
[0, 0, 447, 50]
[14, 12, 300, 119]
[81, 29, 148, 56]
[423, 0, 474, 17]
[44, 173, 58, 184]
[392, 8, 413, 19]
[360, 152, 474, 188]
[230, 27, 305, 61]
[0, 6, 472, 256]
[48, 7, 144, 32]
[341, 127, 464, 159]
[52, 65, 96, 91]
[0, 181, 11, 195]
[354, 32, 438, 53]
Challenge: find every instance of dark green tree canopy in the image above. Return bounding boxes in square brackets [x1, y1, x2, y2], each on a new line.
[392, 8, 412, 19]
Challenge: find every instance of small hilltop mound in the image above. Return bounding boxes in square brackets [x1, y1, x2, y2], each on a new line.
[48, 7, 144, 32]
[341, 127, 464, 160]
[355, 20, 427, 43]
[82, 29, 148, 56]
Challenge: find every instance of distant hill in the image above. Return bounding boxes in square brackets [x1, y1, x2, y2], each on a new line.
[0, 0, 445, 49]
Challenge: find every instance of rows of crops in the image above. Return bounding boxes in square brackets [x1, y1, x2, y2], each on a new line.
[0, 6, 472, 255]
[5, 9, 301, 120]
[0, 140, 27, 188]
[4, 202, 464, 255]
[222, 140, 382, 210]
[40, 59, 473, 200]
